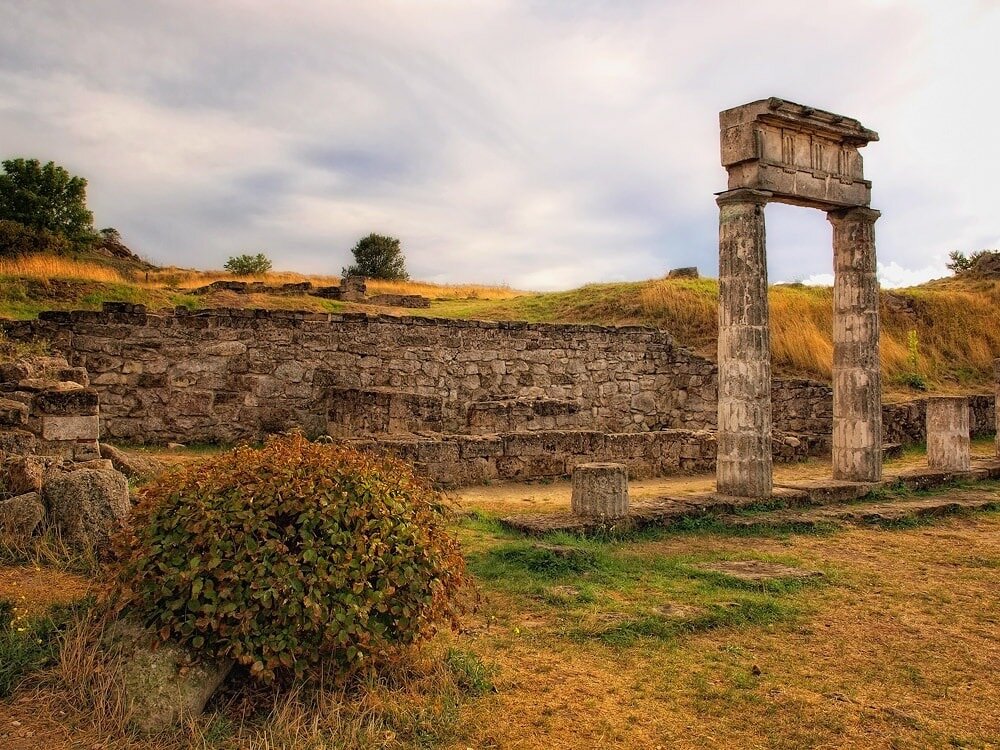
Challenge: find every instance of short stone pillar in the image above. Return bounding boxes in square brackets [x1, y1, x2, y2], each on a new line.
[994, 358, 999, 457]
[926, 397, 970, 471]
[339, 275, 367, 302]
[828, 207, 883, 483]
[716, 188, 773, 498]
[571, 462, 629, 518]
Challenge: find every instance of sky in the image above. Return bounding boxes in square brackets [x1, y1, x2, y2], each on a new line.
[1, 0, 997, 290]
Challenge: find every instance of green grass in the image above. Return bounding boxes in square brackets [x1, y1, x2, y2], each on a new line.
[0, 597, 89, 698]
[466, 534, 822, 647]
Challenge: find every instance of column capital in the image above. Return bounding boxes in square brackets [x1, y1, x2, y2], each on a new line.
[715, 188, 772, 208]
[827, 206, 881, 224]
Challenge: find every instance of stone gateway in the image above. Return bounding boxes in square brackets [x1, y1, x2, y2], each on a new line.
[716, 98, 882, 497]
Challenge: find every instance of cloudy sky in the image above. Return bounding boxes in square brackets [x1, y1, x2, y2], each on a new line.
[1, 1, 997, 289]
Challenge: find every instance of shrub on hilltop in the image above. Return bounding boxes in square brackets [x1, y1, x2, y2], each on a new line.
[343, 233, 409, 280]
[223, 253, 273, 276]
[115, 435, 466, 682]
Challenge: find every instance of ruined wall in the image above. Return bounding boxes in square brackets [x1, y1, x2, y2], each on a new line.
[344, 429, 823, 487]
[4, 306, 993, 454]
[5, 307, 718, 443]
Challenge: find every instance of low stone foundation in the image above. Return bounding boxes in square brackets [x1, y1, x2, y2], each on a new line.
[344, 428, 824, 487]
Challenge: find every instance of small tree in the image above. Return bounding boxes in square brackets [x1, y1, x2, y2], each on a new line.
[343, 233, 409, 280]
[224, 253, 272, 276]
[0, 158, 94, 243]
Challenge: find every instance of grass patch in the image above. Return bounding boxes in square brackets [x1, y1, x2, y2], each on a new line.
[444, 647, 497, 696]
[583, 598, 791, 647]
[0, 597, 89, 698]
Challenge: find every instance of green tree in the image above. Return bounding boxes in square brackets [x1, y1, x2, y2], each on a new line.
[224, 252, 273, 276]
[343, 233, 409, 280]
[0, 158, 94, 242]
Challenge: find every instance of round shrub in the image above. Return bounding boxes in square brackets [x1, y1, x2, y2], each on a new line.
[116, 435, 466, 681]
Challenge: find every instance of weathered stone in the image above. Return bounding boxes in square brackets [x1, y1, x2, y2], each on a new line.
[829, 207, 882, 482]
[1, 454, 53, 496]
[0, 397, 28, 427]
[666, 266, 699, 279]
[0, 429, 36, 456]
[40, 414, 100, 441]
[43, 465, 130, 551]
[716, 188, 773, 498]
[716, 98, 882, 494]
[109, 621, 233, 734]
[995, 358, 1000, 457]
[720, 97, 878, 209]
[32, 386, 100, 416]
[99, 443, 165, 480]
[0, 492, 45, 536]
[15, 378, 83, 393]
[571, 462, 629, 518]
[926, 396, 970, 471]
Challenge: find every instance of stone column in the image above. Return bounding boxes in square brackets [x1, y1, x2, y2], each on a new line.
[926, 397, 970, 471]
[571, 462, 629, 518]
[716, 189, 772, 498]
[995, 358, 1000, 457]
[828, 207, 882, 483]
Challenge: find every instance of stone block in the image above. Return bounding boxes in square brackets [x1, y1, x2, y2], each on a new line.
[0, 429, 36, 455]
[0, 492, 45, 536]
[40, 414, 100, 441]
[571, 462, 629, 518]
[0, 397, 28, 427]
[31, 387, 100, 416]
[926, 396, 970, 471]
[43, 464, 130, 551]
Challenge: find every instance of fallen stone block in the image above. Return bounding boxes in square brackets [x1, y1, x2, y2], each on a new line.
[108, 621, 233, 734]
[100, 443, 165, 481]
[43, 465, 130, 551]
[0, 491, 45, 536]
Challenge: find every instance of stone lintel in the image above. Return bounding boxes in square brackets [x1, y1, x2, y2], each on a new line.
[720, 97, 879, 148]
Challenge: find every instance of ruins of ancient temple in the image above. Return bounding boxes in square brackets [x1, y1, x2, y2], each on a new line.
[716, 98, 882, 497]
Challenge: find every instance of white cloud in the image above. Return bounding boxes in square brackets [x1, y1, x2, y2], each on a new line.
[0, 0, 997, 288]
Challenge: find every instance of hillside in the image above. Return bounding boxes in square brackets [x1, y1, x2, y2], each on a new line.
[1, 253, 998, 399]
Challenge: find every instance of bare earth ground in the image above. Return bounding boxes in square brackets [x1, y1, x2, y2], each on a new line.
[1, 445, 998, 749]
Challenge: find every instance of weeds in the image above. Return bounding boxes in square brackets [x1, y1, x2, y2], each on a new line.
[1, 596, 90, 698]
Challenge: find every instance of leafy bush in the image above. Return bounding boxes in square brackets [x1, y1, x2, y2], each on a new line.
[116, 435, 466, 682]
[223, 253, 272, 276]
[0, 219, 71, 257]
[343, 233, 409, 280]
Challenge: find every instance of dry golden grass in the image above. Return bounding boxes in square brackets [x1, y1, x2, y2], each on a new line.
[0, 254, 128, 284]
[143, 266, 521, 300]
[365, 278, 522, 301]
[3, 474, 1000, 748]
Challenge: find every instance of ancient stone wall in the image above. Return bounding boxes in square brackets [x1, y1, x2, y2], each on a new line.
[5, 307, 719, 443]
[3, 306, 994, 456]
[343, 428, 823, 488]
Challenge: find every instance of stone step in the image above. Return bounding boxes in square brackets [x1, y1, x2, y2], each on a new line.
[499, 458, 1000, 536]
[718, 491, 1000, 530]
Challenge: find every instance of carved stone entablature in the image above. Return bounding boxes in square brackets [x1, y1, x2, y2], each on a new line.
[720, 97, 879, 209]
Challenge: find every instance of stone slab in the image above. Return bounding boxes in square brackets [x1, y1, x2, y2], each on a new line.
[774, 479, 877, 505]
[40, 414, 100, 441]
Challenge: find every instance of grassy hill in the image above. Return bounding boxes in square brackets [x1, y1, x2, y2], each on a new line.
[1, 253, 998, 399]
